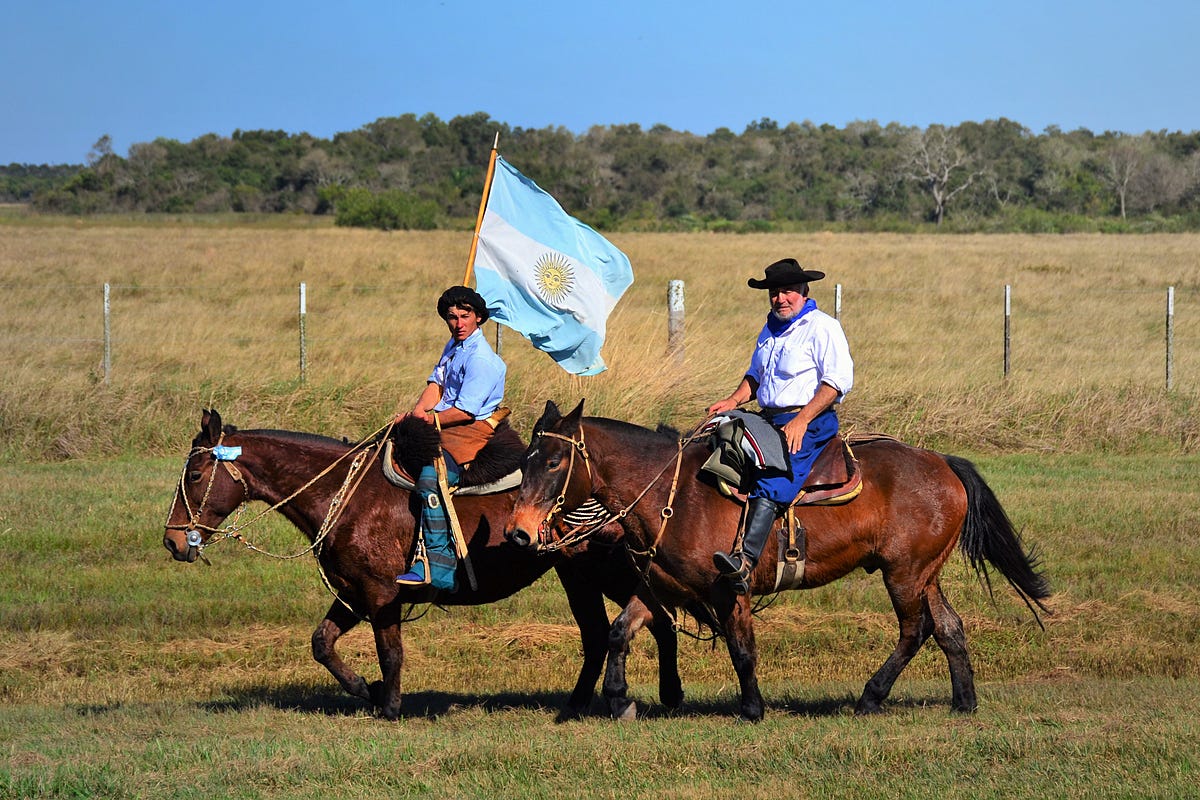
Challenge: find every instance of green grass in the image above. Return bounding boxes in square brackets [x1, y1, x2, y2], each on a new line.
[1, 452, 1198, 798]
[2, 680, 1196, 800]
[3, 226, 1199, 796]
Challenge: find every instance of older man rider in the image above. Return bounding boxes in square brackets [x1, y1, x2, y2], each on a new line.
[706, 258, 854, 595]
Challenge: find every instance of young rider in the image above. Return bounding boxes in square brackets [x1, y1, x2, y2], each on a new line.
[394, 285, 506, 587]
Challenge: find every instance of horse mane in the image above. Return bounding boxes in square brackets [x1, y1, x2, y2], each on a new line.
[586, 416, 678, 449]
[391, 417, 525, 488]
[248, 428, 353, 451]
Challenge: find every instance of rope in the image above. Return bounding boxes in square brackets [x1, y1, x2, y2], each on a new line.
[166, 419, 396, 618]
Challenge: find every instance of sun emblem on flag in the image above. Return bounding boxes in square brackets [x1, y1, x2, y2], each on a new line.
[534, 252, 575, 305]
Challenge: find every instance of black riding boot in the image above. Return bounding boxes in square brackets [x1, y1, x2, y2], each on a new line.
[713, 496, 780, 595]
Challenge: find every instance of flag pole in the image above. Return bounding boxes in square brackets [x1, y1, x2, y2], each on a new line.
[463, 132, 500, 287]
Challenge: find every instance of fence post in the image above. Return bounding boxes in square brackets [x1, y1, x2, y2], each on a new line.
[667, 279, 685, 364]
[1166, 286, 1175, 390]
[834, 283, 842, 321]
[495, 323, 503, 357]
[298, 282, 307, 385]
[103, 282, 112, 385]
[1003, 284, 1011, 379]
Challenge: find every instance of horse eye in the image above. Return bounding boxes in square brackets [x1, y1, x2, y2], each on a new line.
[546, 457, 562, 470]
[188, 470, 203, 483]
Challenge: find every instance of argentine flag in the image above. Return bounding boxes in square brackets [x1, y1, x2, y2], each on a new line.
[474, 156, 633, 376]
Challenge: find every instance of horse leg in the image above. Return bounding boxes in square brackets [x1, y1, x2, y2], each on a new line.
[649, 610, 684, 712]
[716, 593, 764, 721]
[369, 604, 406, 720]
[856, 582, 933, 715]
[311, 601, 372, 703]
[554, 564, 612, 719]
[603, 594, 655, 721]
[927, 582, 978, 712]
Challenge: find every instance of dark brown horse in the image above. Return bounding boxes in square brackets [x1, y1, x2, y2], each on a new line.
[506, 401, 1050, 721]
[162, 409, 683, 720]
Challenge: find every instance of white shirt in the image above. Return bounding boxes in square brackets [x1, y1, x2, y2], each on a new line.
[746, 307, 854, 410]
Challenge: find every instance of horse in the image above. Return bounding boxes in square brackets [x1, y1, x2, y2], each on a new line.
[162, 408, 684, 720]
[505, 400, 1051, 721]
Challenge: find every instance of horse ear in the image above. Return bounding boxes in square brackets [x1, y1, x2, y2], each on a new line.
[563, 399, 585, 429]
[533, 400, 561, 436]
[201, 409, 223, 443]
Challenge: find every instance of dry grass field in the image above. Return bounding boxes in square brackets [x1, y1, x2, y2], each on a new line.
[2, 219, 1198, 459]
[2, 220, 1199, 798]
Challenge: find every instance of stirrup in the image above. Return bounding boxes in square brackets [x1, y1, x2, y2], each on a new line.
[713, 551, 752, 595]
[395, 557, 430, 586]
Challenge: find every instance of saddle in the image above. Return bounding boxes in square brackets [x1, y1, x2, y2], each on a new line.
[381, 417, 525, 495]
[707, 434, 862, 593]
[710, 434, 863, 507]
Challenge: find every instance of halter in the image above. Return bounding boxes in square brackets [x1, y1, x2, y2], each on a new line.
[532, 427, 596, 548]
[530, 423, 694, 557]
[163, 431, 250, 558]
[164, 423, 388, 563]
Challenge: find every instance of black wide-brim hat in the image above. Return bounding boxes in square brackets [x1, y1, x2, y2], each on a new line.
[747, 258, 825, 289]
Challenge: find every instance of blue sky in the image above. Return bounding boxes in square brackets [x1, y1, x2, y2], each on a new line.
[4, 0, 1197, 165]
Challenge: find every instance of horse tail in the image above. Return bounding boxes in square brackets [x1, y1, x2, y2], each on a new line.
[943, 454, 1052, 628]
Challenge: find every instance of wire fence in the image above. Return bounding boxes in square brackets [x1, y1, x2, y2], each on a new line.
[1, 279, 1196, 395]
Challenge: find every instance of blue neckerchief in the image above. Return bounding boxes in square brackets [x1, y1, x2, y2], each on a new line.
[765, 298, 817, 336]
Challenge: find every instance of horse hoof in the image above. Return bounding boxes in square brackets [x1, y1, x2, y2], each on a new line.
[854, 700, 884, 716]
[661, 688, 685, 711]
[348, 677, 372, 702]
[739, 707, 764, 723]
[611, 698, 637, 722]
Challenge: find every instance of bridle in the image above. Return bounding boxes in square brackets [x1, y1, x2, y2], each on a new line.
[163, 424, 387, 563]
[527, 421, 701, 558]
[163, 434, 251, 561]
[530, 427, 604, 551]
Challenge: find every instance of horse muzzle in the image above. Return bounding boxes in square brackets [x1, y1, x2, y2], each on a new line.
[163, 529, 202, 563]
[504, 524, 537, 550]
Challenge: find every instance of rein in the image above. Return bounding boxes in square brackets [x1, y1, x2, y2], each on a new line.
[165, 421, 394, 617]
[534, 417, 716, 635]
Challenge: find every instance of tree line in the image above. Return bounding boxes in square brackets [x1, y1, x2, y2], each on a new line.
[4, 112, 1200, 232]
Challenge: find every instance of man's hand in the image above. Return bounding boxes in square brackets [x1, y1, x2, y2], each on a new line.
[706, 397, 739, 417]
[394, 408, 429, 424]
[780, 415, 809, 454]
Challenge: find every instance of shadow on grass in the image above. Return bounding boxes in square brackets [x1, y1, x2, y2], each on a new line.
[192, 681, 951, 721]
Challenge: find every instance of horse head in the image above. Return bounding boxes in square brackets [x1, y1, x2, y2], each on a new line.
[162, 408, 250, 563]
[505, 399, 594, 551]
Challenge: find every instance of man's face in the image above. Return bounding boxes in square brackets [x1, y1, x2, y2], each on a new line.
[769, 285, 807, 321]
[445, 305, 482, 341]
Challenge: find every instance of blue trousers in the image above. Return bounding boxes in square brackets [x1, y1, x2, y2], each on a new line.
[750, 408, 839, 505]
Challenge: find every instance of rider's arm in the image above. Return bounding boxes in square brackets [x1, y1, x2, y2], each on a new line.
[404, 381, 443, 422]
[706, 376, 759, 416]
[779, 382, 840, 453]
[431, 406, 474, 427]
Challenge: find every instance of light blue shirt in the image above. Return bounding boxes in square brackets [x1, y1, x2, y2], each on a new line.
[427, 329, 506, 419]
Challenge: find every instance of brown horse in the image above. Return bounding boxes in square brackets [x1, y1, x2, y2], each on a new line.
[505, 401, 1050, 721]
[162, 408, 684, 720]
